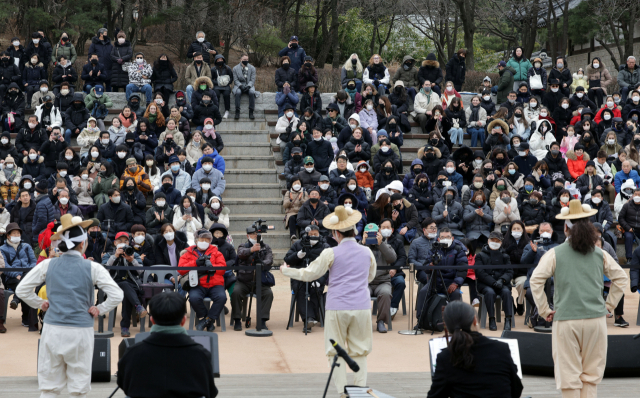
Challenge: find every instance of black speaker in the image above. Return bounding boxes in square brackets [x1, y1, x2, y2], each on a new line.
[501, 330, 554, 376]
[501, 331, 640, 377]
[38, 338, 111, 383]
[118, 338, 137, 361]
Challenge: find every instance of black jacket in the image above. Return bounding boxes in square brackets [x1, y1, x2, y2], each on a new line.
[445, 54, 466, 86]
[15, 127, 47, 154]
[318, 185, 338, 212]
[344, 136, 371, 163]
[427, 334, 523, 398]
[548, 67, 573, 91]
[373, 170, 400, 195]
[619, 200, 640, 231]
[121, 187, 146, 225]
[39, 139, 68, 169]
[275, 67, 298, 92]
[407, 181, 434, 215]
[52, 63, 77, 86]
[81, 62, 107, 86]
[117, 332, 217, 398]
[109, 41, 133, 87]
[299, 91, 322, 114]
[305, 140, 334, 173]
[208, 223, 237, 267]
[386, 232, 407, 275]
[236, 240, 274, 284]
[569, 94, 596, 112]
[297, 200, 331, 236]
[1, 84, 25, 129]
[418, 62, 443, 86]
[86, 232, 113, 263]
[475, 246, 513, 291]
[187, 40, 217, 64]
[64, 94, 89, 131]
[151, 62, 178, 91]
[0, 59, 21, 86]
[10, 200, 36, 244]
[96, 201, 135, 240]
[520, 200, 546, 226]
[542, 89, 565, 114]
[284, 236, 330, 274]
[373, 147, 401, 174]
[192, 102, 223, 127]
[88, 36, 113, 75]
[154, 234, 189, 266]
[543, 151, 572, 181]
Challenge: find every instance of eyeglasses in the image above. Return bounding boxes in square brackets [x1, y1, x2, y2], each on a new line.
[425, 226, 437, 231]
[373, 57, 380, 60]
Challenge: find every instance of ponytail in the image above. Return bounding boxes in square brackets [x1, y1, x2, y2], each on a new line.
[443, 301, 478, 370]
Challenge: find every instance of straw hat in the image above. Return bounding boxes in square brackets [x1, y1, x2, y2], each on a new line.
[555, 199, 597, 220]
[51, 214, 93, 241]
[322, 205, 362, 231]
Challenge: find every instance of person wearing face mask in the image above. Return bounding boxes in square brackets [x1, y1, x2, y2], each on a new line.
[231, 54, 257, 119]
[408, 217, 439, 275]
[546, 56, 572, 97]
[445, 49, 467, 91]
[84, 85, 113, 129]
[495, 61, 515, 105]
[275, 103, 300, 152]
[618, 187, 640, 262]
[51, 31, 77, 68]
[123, 52, 153, 103]
[298, 54, 319, 91]
[21, 52, 46, 110]
[358, 98, 379, 140]
[569, 67, 588, 94]
[70, 167, 95, 217]
[598, 130, 622, 159]
[548, 188, 572, 240]
[160, 155, 191, 196]
[432, 186, 465, 238]
[499, 221, 530, 314]
[275, 55, 299, 92]
[565, 144, 589, 180]
[493, 187, 521, 233]
[417, 53, 443, 95]
[92, 131, 114, 161]
[189, 155, 225, 197]
[519, 191, 546, 232]
[54, 81, 76, 116]
[584, 58, 612, 108]
[542, 78, 567, 114]
[118, 159, 151, 197]
[83, 219, 113, 263]
[8, 189, 34, 249]
[193, 93, 223, 138]
[143, 191, 174, 236]
[96, 188, 135, 240]
[148, 53, 177, 100]
[0, 50, 21, 100]
[283, 175, 309, 241]
[389, 192, 420, 243]
[463, 191, 493, 245]
[527, 119, 554, 161]
[172, 195, 203, 246]
[514, 81, 532, 106]
[86, 28, 112, 88]
[81, 53, 106, 95]
[284, 146, 306, 188]
[373, 158, 400, 197]
[300, 82, 323, 122]
[595, 108, 615, 139]
[34, 94, 62, 135]
[102, 230, 146, 337]
[275, 80, 300, 118]
[305, 127, 334, 175]
[621, 89, 640, 119]
[202, 194, 228, 229]
[63, 92, 89, 144]
[412, 79, 441, 133]
[593, 95, 622, 125]
[407, 171, 434, 217]
[297, 155, 322, 191]
[204, 54, 233, 119]
[506, 46, 533, 91]
[6, 37, 25, 71]
[52, 188, 82, 220]
[569, 85, 596, 111]
[297, 188, 331, 238]
[585, 189, 616, 248]
[108, 31, 133, 92]
[475, 231, 514, 331]
[0, 131, 19, 169]
[129, 224, 154, 267]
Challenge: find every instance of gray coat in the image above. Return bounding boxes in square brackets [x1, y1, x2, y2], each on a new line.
[617, 65, 640, 89]
[407, 235, 437, 268]
[232, 63, 256, 88]
[368, 241, 397, 285]
[431, 187, 465, 235]
[463, 200, 493, 240]
[190, 167, 226, 197]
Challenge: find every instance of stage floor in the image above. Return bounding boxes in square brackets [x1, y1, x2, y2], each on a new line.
[1, 373, 639, 397]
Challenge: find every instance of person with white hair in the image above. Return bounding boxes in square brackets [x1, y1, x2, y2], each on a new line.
[617, 55, 640, 103]
[186, 31, 218, 65]
[16, 214, 123, 398]
[281, 205, 377, 396]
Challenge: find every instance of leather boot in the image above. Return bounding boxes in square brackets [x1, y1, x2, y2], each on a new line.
[0, 320, 6, 333]
[249, 109, 255, 119]
[489, 317, 497, 331]
[234, 109, 240, 119]
[504, 317, 512, 331]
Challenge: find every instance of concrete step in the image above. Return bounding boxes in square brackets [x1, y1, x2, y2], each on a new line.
[231, 230, 292, 251]
[220, 143, 272, 156]
[229, 214, 285, 231]
[222, 198, 283, 214]
[223, 169, 278, 184]
[222, 183, 283, 199]
[217, 121, 267, 131]
[219, 130, 270, 143]
[223, 156, 275, 169]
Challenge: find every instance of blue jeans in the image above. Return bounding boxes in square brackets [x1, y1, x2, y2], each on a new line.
[188, 285, 227, 320]
[126, 83, 153, 103]
[449, 127, 464, 145]
[468, 127, 485, 147]
[406, 87, 417, 101]
[186, 85, 194, 102]
[390, 274, 406, 309]
[164, 278, 186, 297]
[431, 85, 441, 96]
[373, 83, 386, 95]
[64, 129, 73, 144]
[624, 231, 639, 260]
[84, 84, 104, 94]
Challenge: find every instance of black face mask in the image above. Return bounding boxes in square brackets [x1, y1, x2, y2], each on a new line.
[126, 185, 134, 191]
[45, 102, 52, 108]
[554, 186, 563, 192]
[419, 182, 427, 188]
[384, 166, 393, 173]
[347, 85, 355, 90]
[445, 195, 453, 203]
[216, 61, 224, 66]
[130, 100, 139, 108]
[515, 113, 522, 117]
[394, 204, 402, 211]
[162, 182, 172, 190]
[475, 199, 483, 206]
[309, 197, 319, 204]
[426, 153, 435, 160]
[242, 60, 249, 66]
[583, 136, 592, 142]
[529, 199, 538, 205]
[91, 59, 98, 65]
[90, 231, 101, 238]
[195, 60, 202, 65]
[293, 154, 302, 162]
[165, 138, 173, 145]
[282, 63, 290, 70]
[291, 43, 299, 49]
[305, 62, 312, 67]
[634, 139, 640, 145]
[414, 168, 422, 174]
[202, 100, 211, 105]
[351, 59, 357, 65]
[159, 60, 168, 65]
[1, 58, 8, 64]
[73, 102, 82, 108]
[430, 139, 438, 146]
[212, 237, 226, 247]
[62, 37, 69, 42]
[394, 87, 402, 94]
[293, 139, 302, 145]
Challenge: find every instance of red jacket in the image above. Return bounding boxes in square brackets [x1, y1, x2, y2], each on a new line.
[178, 245, 226, 288]
[594, 105, 621, 124]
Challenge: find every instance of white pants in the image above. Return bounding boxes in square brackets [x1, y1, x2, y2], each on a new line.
[38, 323, 94, 397]
[324, 310, 372, 395]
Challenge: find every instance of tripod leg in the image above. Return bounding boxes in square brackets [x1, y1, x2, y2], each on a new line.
[305, 281, 309, 335]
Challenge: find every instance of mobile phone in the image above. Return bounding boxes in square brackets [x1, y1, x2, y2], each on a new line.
[364, 231, 378, 245]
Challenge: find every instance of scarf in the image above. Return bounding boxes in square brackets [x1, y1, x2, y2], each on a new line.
[419, 88, 432, 105]
[345, 87, 357, 102]
[150, 324, 188, 335]
[212, 202, 224, 216]
[148, 114, 157, 124]
[470, 104, 481, 122]
[369, 63, 385, 77]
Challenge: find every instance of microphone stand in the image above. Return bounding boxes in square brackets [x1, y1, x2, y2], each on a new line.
[322, 354, 340, 398]
[399, 263, 423, 335]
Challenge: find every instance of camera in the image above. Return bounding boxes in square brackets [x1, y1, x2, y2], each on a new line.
[300, 229, 320, 252]
[247, 218, 274, 244]
[430, 242, 443, 265]
[196, 255, 212, 268]
[123, 245, 134, 256]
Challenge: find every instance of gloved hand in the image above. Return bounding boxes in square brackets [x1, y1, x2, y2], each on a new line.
[297, 250, 306, 258]
[631, 285, 638, 293]
[285, 126, 292, 134]
[493, 280, 503, 290]
[373, 79, 379, 86]
[311, 281, 320, 288]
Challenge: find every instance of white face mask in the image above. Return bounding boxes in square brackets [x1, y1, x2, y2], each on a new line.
[366, 105, 373, 110]
[483, 96, 490, 101]
[40, 87, 48, 93]
[60, 89, 70, 96]
[540, 232, 552, 239]
[3, 138, 11, 144]
[511, 231, 523, 239]
[634, 196, 640, 203]
[285, 111, 294, 118]
[29, 153, 37, 160]
[604, 114, 611, 121]
[560, 196, 569, 203]
[197, 241, 210, 250]
[31, 58, 37, 64]
[117, 243, 126, 249]
[164, 232, 174, 241]
[117, 152, 126, 159]
[592, 63, 599, 69]
[446, 87, 453, 92]
[534, 62, 541, 68]
[349, 123, 357, 130]
[292, 184, 301, 191]
[81, 174, 88, 180]
[473, 182, 483, 189]
[28, 122, 37, 129]
[248, 238, 257, 245]
[561, 103, 569, 109]
[197, 37, 205, 43]
[156, 200, 166, 207]
[134, 235, 145, 244]
[12, 41, 19, 46]
[212, 202, 220, 209]
[380, 229, 392, 238]
[439, 238, 452, 247]
[118, 38, 125, 44]
[488, 242, 501, 250]
[112, 196, 121, 204]
[305, 167, 314, 173]
[59, 171, 67, 177]
[344, 203, 352, 209]
[633, 96, 640, 102]
[102, 139, 110, 145]
[5, 163, 12, 169]
[591, 197, 602, 204]
[359, 168, 367, 173]
[540, 112, 548, 117]
[203, 164, 213, 172]
[608, 139, 615, 145]
[310, 240, 319, 246]
[320, 183, 329, 190]
[202, 184, 211, 191]
[518, 151, 527, 157]
[348, 184, 357, 190]
[551, 88, 559, 93]
[427, 232, 437, 239]
[381, 146, 390, 152]
[136, 58, 144, 64]
[473, 159, 483, 167]
[577, 92, 584, 98]
[24, 182, 32, 189]
[445, 167, 455, 174]
[313, 136, 322, 141]
[65, 155, 73, 160]
[607, 101, 614, 108]
[10, 236, 20, 243]
[442, 181, 451, 187]
[204, 124, 213, 130]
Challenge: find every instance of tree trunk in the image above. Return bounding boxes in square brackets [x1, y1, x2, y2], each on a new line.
[452, 0, 476, 70]
[294, 0, 302, 37]
[369, 19, 378, 56]
[311, 0, 322, 58]
[123, 0, 134, 41]
[562, 0, 569, 55]
[329, 0, 340, 68]
[316, 0, 331, 68]
[377, 15, 395, 55]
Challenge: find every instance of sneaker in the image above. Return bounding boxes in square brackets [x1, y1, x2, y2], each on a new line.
[291, 234, 297, 243]
[303, 324, 312, 333]
[206, 318, 216, 332]
[614, 316, 629, 327]
[223, 110, 229, 119]
[121, 327, 130, 337]
[390, 307, 398, 319]
[471, 298, 480, 307]
[489, 317, 497, 331]
[196, 317, 211, 331]
[10, 300, 18, 310]
[136, 305, 148, 319]
[377, 320, 387, 333]
[516, 303, 524, 316]
[306, 318, 317, 328]
[233, 319, 242, 331]
[504, 317, 512, 331]
[21, 321, 29, 327]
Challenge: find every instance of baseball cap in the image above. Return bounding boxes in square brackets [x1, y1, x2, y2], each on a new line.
[319, 175, 330, 182]
[303, 156, 314, 164]
[364, 223, 379, 233]
[489, 231, 503, 241]
[94, 85, 104, 95]
[115, 232, 130, 240]
[497, 61, 506, 68]
[290, 35, 299, 42]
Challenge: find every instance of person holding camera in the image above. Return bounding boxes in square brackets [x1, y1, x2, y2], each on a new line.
[297, 188, 331, 237]
[283, 224, 330, 333]
[231, 226, 274, 331]
[415, 228, 467, 319]
[102, 231, 145, 337]
[178, 229, 227, 332]
[475, 231, 514, 331]
[379, 218, 407, 320]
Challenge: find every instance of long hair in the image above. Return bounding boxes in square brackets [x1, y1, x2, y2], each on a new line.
[567, 217, 597, 255]
[372, 192, 391, 220]
[443, 301, 478, 370]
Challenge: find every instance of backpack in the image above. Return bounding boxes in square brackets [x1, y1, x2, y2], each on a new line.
[418, 293, 447, 332]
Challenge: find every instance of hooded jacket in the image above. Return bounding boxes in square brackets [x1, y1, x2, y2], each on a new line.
[191, 166, 226, 197]
[432, 187, 464, 234]
[191, 76, 218, 108]
[445, 54, 466, 87]
[392, 55, 419, 88]
[566, 149, 590, 180]
[151, 60, 178, 91]
[195, 149, 225, 174]
[64, 93, 89, 131]
[418, 54, 443, 86]
[417, 145, 445, 183]
[208, 223, 236, 267]
[31, 193, 55, 243]
[496, 66, 516, 104]
[109, 39, 133, 87]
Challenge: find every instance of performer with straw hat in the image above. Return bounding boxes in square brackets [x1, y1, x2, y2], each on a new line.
[16, 214, 123, 398]
[280, 205, 377, 397]
[530, 199, 628, 398]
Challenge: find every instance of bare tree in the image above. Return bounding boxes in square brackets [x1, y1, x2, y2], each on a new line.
[588, 0, 640, 70]
[451, 0, 477, 70]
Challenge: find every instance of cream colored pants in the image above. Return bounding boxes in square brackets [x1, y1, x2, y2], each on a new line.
[324, 309, 372, 395]
[552, 316, 607, 398]
[514, 276, 527, 305]
[38, 323, 94, 398]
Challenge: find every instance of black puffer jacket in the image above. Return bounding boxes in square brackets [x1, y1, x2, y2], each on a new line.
[96, 200, 135, 240]
[284, 236, 330, 271]
[543, 151, 572, 181]
[618, 200, 640, 231]
[88, 36, 113, 75]
[445, 54, 466, 87]
[192, 101, 223, 127]
[208, 223, 237, 267]
[475, 245, 513, 291]
[275, 66, 298, 91]
[1, 83, 25, 129]
[52, 63, 78, 85]
[15, 126, 46, 154]
[55, 91, 75, 114]
[151, 61, 178, 92]
[39, 139, 68, 169]
[186, 40, 217, 64]
[109, 40, 133, 87]
[0, 59, 21, 86]
[418, 56, 443, 86]
[520, 200, 546, 226]
[210, 55, 233, 87]
[64, 94, 89, 132]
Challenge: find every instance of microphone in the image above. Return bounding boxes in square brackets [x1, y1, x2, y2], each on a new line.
[305, 226, 311, 233]
[330, 339, 360, 372]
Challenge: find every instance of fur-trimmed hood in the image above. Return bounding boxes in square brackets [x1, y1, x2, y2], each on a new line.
[421, 59, 439, 68]
[330, 94, 353, 106]
[565, 150, 590, 161]
[417, 145, 442, 160]
[194, 76, 213, 89]
[23, 155, 44, 164]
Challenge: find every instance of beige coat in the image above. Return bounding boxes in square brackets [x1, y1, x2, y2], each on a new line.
[185, 61, 212, 87]
[186, 140, 204, 165]
[586, 62, 613, 95]
[283, 189, 308, 227]
[493, 196, 521, 232]
[411, 90, 440, 118]
[158, 129, 185, 148]
[72, 176, 95, 205]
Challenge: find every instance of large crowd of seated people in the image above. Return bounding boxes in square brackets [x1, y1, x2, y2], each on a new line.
[1, 30, 640, 337]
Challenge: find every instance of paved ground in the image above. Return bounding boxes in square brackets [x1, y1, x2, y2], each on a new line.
[2, 373, 640, 397]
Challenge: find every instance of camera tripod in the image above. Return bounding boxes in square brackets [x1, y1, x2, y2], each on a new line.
[414, 266, 450, 334]
[286, 253, 325, 335]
